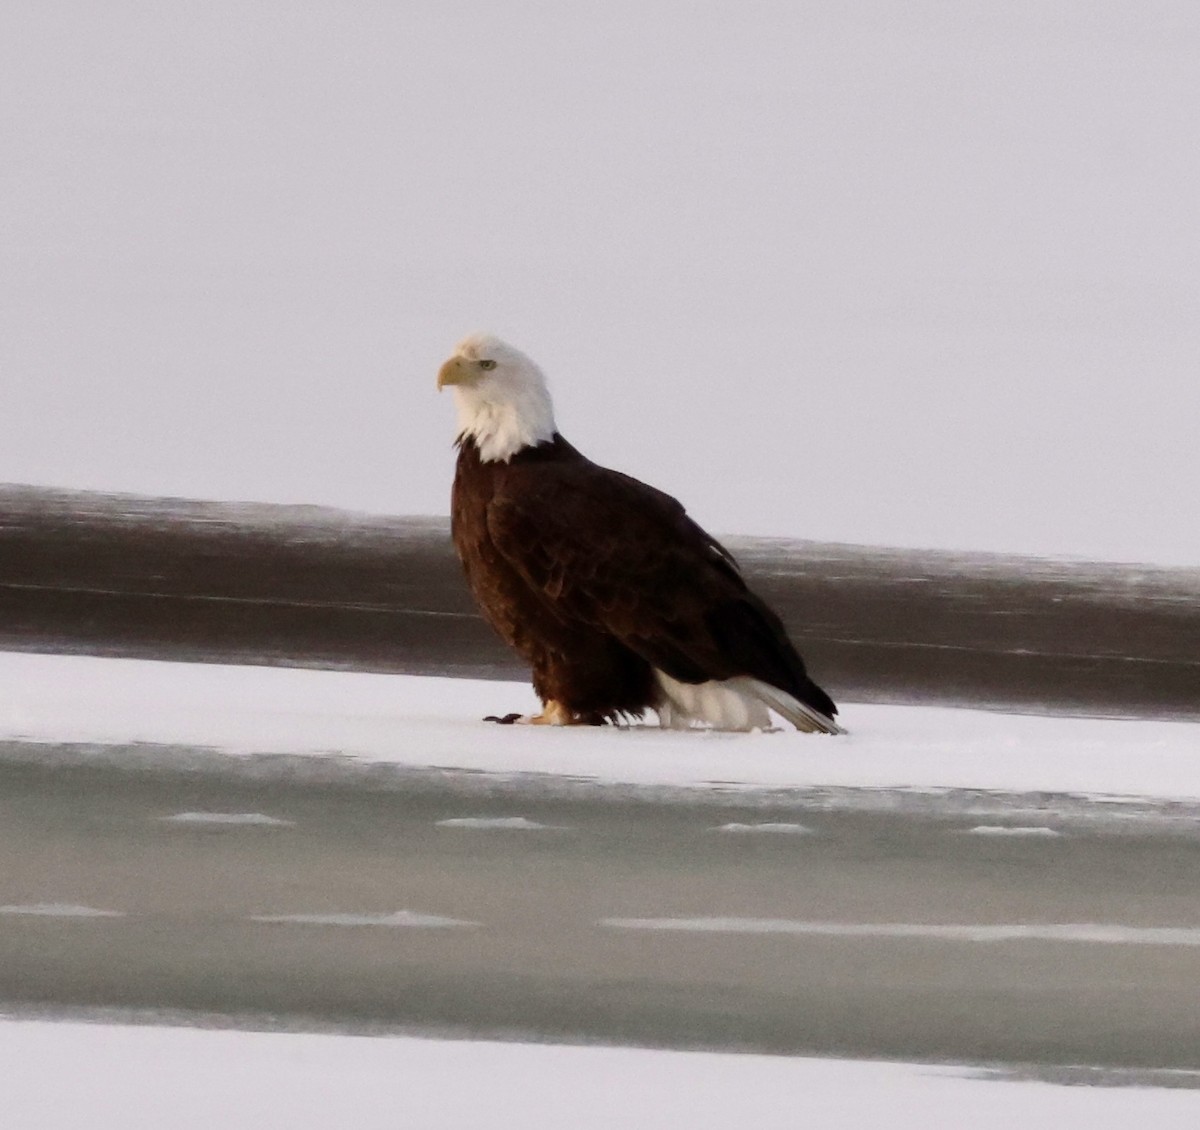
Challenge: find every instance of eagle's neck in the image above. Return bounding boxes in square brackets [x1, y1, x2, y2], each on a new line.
[453, 374, 557, 463]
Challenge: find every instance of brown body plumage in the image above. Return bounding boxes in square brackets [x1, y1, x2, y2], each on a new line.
[450, 431, 840, 729]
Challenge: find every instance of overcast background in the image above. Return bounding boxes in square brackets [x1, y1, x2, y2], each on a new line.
[2, 1, 1196, 564]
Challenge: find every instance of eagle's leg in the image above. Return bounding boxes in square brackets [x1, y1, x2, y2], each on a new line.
[519, 699, 580, 726]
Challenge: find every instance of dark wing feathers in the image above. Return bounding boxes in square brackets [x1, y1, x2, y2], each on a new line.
[703, 592, 836, 717]
[484, 458, 833, 716]
[487, 463, 731, 629]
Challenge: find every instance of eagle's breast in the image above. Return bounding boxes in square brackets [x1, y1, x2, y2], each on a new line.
[450, 435, 574, 659]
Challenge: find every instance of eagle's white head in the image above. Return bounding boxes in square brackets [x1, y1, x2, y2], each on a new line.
[437, 332, 558, 463]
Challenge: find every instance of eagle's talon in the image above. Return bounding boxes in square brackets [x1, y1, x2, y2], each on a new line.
[484, 713, 523, 725]
[519, 701, 576, 726]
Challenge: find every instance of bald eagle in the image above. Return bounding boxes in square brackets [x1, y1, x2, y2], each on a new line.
[438, 333, 843, 734]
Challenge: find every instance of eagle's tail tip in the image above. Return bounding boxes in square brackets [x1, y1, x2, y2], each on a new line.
[742, 678, 846, 735]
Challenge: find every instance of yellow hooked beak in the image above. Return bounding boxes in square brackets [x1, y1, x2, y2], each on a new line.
[437, 355, 475, 391]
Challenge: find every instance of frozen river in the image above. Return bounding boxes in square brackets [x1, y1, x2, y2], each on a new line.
[3, 488, 1198, 1083]
[5, 750, 1200, 1071]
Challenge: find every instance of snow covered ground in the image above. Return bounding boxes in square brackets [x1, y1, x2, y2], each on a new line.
[6, 650, 1200, 1116]
[4, 1018, 1199, 1130]
[2, 651, 1197, 805]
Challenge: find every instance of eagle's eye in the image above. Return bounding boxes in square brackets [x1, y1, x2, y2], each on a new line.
[478, 359, 497, 371]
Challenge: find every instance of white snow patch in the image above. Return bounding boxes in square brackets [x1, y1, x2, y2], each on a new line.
[0, 903, 124, 919]
[963, 826, 1063, 838]
[715, 822, 815, 835]
[435, 817, 564, 831]
[249, 910, 476, 929]
[2, 652, 1199, 804]
[600, 919, 1200, 946]
[3, 1019, 1199, 1130]
[158, 812, 294, 827]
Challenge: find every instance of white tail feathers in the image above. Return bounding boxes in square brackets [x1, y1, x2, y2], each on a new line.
[733, 677, 846, 735]
[653, 671, 845, 735]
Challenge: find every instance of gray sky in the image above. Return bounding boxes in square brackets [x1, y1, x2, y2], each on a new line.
[2, 2, 1197, 564]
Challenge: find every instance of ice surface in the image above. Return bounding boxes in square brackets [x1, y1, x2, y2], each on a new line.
[2, 652, 1198, 805]
[963, 826, 1063, 838]
[2, 1019, 1198, 1130]
[249, 911, 476, 929]
[435, 817, 565, 831]
[714, 822, 815, 834]
[157, 812, 294, 827]
[600, 919, 1200, 946]
[0, 903, 124, 918]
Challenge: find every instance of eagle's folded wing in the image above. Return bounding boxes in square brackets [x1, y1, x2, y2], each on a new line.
[485, 462, 762, 684]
